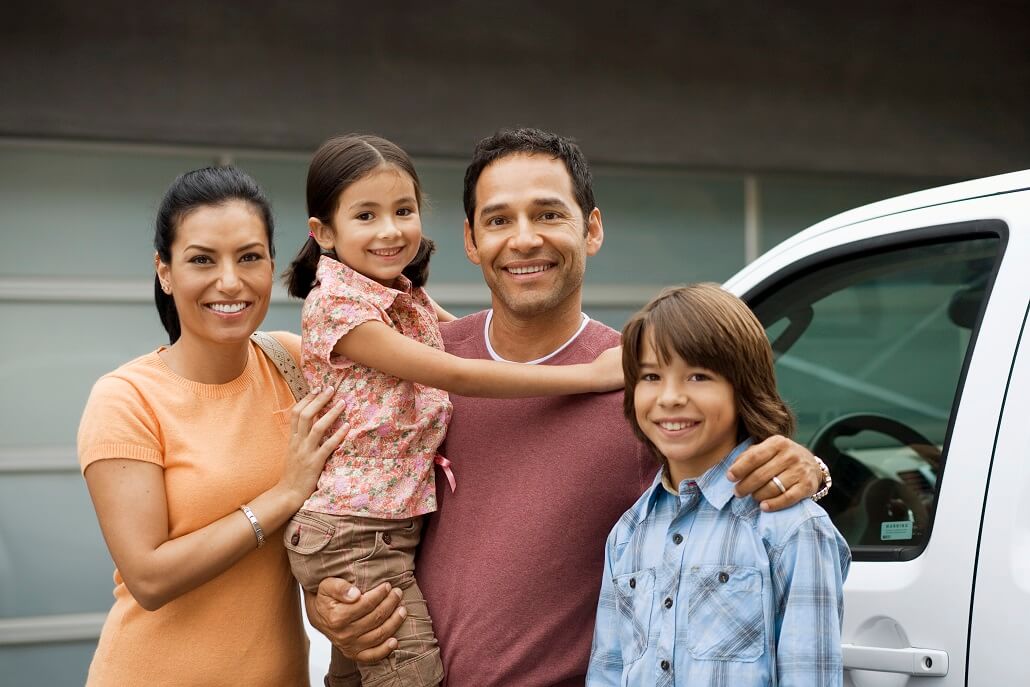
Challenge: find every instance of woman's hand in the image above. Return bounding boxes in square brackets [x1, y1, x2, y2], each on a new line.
[278, 386, 351, 508]
[589, 346, 625, 392]
[84, 386, 350, 611]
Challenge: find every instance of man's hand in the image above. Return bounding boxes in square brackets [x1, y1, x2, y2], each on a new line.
[304, 577, 407, 663]
[726, 435, 824, 511]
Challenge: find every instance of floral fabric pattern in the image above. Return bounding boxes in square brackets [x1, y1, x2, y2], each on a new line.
[301, 256, 452, 519]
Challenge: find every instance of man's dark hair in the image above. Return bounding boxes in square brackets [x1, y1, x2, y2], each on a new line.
[462, 128, 596, 235]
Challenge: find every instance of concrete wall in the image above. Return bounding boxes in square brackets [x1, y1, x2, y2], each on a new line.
[2, 0, 1028, 177]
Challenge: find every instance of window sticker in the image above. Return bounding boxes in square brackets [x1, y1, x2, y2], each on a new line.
[881, 521, 914, 541]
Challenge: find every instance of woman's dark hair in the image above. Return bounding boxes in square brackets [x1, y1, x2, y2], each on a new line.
[154, 166, 274, 344]
[622, 283, 796, 466]
[284, 134, 433, 298]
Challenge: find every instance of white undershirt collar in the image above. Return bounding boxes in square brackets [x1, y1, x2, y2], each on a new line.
[483, 309, 590, 364]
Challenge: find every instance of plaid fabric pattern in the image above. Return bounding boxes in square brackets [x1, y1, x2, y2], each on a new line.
[587, 440, 850, 687]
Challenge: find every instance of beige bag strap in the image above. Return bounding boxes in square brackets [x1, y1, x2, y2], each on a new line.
[250, 331, 309, 402]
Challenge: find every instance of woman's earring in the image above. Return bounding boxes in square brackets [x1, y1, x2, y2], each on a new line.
[161, 282, 171, 294]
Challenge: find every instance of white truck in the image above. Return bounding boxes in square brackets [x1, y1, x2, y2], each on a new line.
[723, 170, 1030, 686]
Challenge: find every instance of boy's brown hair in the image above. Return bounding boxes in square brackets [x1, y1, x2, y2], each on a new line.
[622, 283, 795, 464]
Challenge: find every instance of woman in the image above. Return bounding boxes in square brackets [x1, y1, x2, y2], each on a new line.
[77, 166, 350, 685]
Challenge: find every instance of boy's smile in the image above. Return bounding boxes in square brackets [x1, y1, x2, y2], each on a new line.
[634, 331, 739, 486]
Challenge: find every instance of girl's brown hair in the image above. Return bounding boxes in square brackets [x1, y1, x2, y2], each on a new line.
[622, 283, 795, 463]
[283, 134, 435, 297]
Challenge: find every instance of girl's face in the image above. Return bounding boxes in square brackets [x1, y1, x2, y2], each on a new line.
[633, 330, 739, 481]
[312, 166, 422, 288]
[156, 201, 274, 346]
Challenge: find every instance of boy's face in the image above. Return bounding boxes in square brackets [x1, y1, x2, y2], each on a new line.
[634, 331, 739, 483]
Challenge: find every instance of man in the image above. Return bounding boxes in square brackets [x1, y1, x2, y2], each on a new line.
[307, 129, 827, 686]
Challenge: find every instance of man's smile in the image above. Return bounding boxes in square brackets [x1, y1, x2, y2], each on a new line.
[501, 259, 557, 279]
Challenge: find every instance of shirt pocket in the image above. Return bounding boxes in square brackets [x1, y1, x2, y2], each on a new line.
[686, 564, 765, 662]
[612, 567, 655, 665]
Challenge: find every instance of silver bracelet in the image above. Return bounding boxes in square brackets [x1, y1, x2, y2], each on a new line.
[240, 504, 266, 548]
[812, 456, 832, 502]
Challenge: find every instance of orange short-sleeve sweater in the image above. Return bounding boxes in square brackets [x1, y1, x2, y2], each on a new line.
[77, 333, 309, 687]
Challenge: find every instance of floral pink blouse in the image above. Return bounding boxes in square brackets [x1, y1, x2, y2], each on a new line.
[301, 256, 452, 519]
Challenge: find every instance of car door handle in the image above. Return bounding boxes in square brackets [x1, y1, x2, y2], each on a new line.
[842, 644, 948, 676]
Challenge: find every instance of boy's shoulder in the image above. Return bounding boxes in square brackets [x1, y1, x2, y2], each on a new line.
[605, 468, 845, 549]
[607, 475, 668, 549]
[755, 497, 841, 551]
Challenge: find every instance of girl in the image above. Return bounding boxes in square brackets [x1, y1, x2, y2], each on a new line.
[78, 166, 348, 686]
[587, 284, 850, 687]
[282, 134, 622, 687]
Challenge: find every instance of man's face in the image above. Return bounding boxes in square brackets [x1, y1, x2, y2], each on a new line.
[464, 153, 603, 319]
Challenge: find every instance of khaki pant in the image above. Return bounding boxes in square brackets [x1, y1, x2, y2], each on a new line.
[285, 510, 443, 687]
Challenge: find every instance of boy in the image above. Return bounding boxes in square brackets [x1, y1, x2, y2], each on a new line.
[587, 284, 850, 687]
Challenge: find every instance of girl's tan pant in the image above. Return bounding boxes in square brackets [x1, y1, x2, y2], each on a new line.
[286, 510, 443, 687]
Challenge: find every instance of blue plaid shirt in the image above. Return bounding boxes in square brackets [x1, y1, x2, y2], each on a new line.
[587, 440, 850, 687]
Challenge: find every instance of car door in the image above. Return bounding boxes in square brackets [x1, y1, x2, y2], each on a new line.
[725, 190, 1028, 686]
[966, 248, 1030, 685]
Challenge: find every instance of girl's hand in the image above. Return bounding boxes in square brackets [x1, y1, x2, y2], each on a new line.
[590, 346, 625, 392]
[279, 386, 351, 507]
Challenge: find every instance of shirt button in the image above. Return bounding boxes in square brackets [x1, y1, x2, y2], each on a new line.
[660, 660, 670, 671]
[672, 533, 683, 545]
[290, 531, 300, 546]
[718, 571, 730, 583]
[629, 577, 636, 589]
[664, 597, 673, 609]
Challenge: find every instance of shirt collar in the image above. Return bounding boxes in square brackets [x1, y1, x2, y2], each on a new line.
[649, 438, 755, 514]
[315, 255, 413, 310]
[482, 310, 591, 364]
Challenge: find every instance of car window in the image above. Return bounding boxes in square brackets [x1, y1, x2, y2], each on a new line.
[749, 231, 1003, 559]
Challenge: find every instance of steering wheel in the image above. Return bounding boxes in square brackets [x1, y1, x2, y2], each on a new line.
[810, 413, 940, 546]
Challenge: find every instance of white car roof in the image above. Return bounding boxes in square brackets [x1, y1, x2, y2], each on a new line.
[753, 168, 1030, 268]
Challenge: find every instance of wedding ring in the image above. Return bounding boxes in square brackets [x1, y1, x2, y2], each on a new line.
[771, 475, 787, 495]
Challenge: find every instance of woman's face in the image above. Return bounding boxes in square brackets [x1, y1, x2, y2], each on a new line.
[156, 201, 274, 347]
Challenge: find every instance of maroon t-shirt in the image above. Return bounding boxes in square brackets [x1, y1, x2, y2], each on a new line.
[417, 311, 656, 687]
